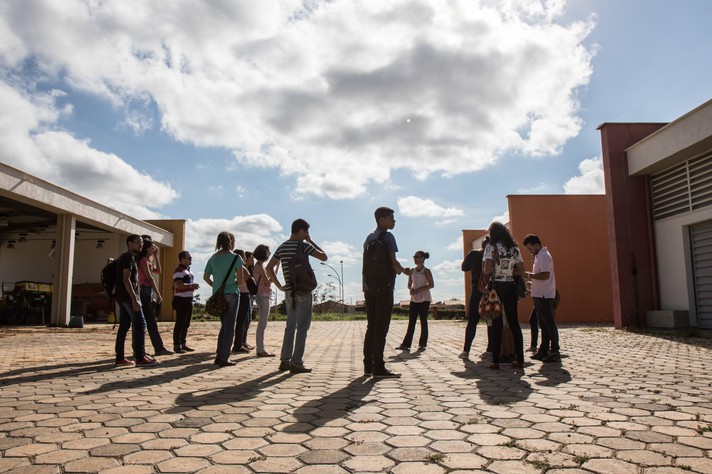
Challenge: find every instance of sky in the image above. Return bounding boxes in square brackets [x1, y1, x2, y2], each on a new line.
[1, 0, 711, 305]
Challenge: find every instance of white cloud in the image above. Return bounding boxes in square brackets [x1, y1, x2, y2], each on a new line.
[320, 240, 359, 265]
[235, 185, 247, 198]
[398, 196, 464, 218]
[0, 0, 595, 199]
[517, 183, 557, 194]
[563, 156, 605, 194]
[490, 210, 510, 225]
[446, 236, 463, 251]
[185, 214, 283, 259]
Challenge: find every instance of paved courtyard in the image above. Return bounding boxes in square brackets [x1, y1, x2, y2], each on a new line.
[1, 320, 712, 473]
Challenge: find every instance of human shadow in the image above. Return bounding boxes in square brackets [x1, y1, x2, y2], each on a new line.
[451, 358, 534, 405]
[81, 352, 218, 395]
[387, 348, 425, 361]
[280, 376, 377, 433]
[0, 358, 116, 388]
[527, 362, 572, 387]
[166, 370, 293, 413]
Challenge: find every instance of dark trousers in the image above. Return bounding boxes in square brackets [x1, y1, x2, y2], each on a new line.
[172, 296, 193, 347]
[489, 282, 524, 365]
[529, 307, 538, 348]
[464, 287, 493, 352]
[401, 301, 430, 348]
[533, 297, 559, 353]
[233, 292, 252, 350]
[363, 289, 394, 373]
[139, 286, 164, 351]
[115, 300, 147, 360]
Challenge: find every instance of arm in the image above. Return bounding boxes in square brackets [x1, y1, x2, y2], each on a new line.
[423, 268, 435, 290]
[407, 274, 413, 291]
[390, 252, 410, 275]
[139, 258, 162, 302]
[236, 265, 246, 285]
[482, 258, 493, 277]
[513, 262, 526, 277]
[461, 252, 473, 272]
[306, 236, 328, 262]
[265, 257, 284, 292]
[175, 279, 199, 291]
[123, 267, 140, 311]
[526, 270, 550, 280]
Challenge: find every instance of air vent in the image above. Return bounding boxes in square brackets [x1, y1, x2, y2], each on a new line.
[650, 152, 712, 220]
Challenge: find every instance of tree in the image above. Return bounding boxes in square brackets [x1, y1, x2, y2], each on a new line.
[313, 282, 337, 312]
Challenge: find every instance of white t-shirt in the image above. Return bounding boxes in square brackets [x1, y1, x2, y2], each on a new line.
[530, 247, 556, 299]
[483, 243, 523, 282]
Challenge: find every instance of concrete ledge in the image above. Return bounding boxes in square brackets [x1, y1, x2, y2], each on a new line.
[647, 310, 690, 328]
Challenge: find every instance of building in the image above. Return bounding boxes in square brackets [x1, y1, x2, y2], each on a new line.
[462, 195, 614, 324]
[600, 98, 712, 329]
[0, 162, 186, 326]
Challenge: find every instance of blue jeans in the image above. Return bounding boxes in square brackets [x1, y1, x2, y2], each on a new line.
[255, 295, 271, 353]
[233, 292, 252, 350]
[216, 293, 240, 362]
[140, 286, 165, 351]
[533, 297, 559, 353]
[115, 299, 147, 360]
[281, 291, 312, 367]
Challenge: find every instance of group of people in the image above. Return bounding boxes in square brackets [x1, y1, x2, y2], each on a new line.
[112, 208, 560, 375]
[459, 222, 561, 369]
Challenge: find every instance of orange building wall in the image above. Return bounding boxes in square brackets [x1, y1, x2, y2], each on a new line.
[507, 195, 613, 323]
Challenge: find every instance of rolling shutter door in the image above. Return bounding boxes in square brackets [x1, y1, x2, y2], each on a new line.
[691, 220, 712, 329]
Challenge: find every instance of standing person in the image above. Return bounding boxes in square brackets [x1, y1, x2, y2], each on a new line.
[523, 234, 561, 362]
[397, 250, 434, 351]
[172, 251, 199, 354]
[137, 236, 172, 356]
[266, 219, 328, 374]
[362, 207, 411, 378]
[114, 235, 156, 366]
[232, 250, 253, 354]
[252, 244, 275, 357]
[204, 231, 244, 367]
[482, 222, 526, 370]
[459, 236, 492, 359]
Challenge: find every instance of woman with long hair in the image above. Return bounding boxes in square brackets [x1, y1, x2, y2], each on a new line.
[397, 250, 434, 351]
[137, 236, 171, 356]
[482, 222, 526, 370]
[204, 231, 244, 367]
[252, 244, 275, 357]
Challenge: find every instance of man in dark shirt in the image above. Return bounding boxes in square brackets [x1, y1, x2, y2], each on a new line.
[114, 234, 155, 366]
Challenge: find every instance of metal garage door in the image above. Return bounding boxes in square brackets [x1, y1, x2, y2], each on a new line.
[692, 220, 712, 329]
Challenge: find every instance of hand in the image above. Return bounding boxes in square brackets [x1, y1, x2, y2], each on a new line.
[192, 283, 200, 290]
[132, 299, 141, 312]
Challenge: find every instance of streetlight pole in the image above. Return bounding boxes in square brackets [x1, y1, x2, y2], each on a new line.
[340, 260, 344, 317]
[320, 262, 343, 318]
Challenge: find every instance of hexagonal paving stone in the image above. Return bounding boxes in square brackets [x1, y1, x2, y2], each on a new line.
[250, 457, 304, 473]
[343, 455, 396, 473]
[157, 457, 212, 472]
[390, 462, 447, 474]
[124, 450, 174, 464]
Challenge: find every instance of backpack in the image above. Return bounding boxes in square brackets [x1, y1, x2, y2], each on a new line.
[100, 259, 119, 298]
[363, 231, 395, 292]
[288, 242, 318, 295]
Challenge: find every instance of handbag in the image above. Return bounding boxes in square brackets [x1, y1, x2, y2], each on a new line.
[478, 286, 502, 325]
[204, 255, 239, 317]
[246, 275, 260, 296]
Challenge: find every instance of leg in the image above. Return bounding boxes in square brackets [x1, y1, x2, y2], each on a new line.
[489, 316, 503, 365]
[363, 291, 376, 372]
[233, 293, 249, 351]
[418, 301, 430, 347]
[401, 302, 419, 348]
[289, 292, 313, 367]
[140, 286, 164, 351]
[496, 283, 524, 365]
[280, 291, 297, 363]
[118, 300, 147, 360]
[115, 302, 131, 360]
[529, 306, 538, 349]
[372, 291, 394, 373]
[255, 295, 271, 353]
[463, 289, 481, 352]
[534, 297, 559, 353]
[172, 297, 191, 348]
[216, 294, 239, 362]
[241, 295, 253, 345]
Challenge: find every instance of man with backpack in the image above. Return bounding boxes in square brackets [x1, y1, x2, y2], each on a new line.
[114, 234, 156, 366]
[266, 219, 327, 374]
[362, 207, 411, 378]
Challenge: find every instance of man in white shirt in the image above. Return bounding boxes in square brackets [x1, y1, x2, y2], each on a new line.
[524, 234, 560, 362]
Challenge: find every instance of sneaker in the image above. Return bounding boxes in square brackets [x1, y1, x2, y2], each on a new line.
[243, 343, 254, 350]
[232, 347, 250, 354]
[396, 345, 410, 351]
[173, 346, 186, 354]
[214, 358, 237, 367]
[290, 365, 312, 374]
[373, 370, 401, 378]
[182, 345, 195, 352]
[526, 346, 537, 352]
[142, 354, 156, 363]
[531, 351, 547, 361]
[278, 361, 291, 372]
[418, 345, 427, 351]
[154, 348, 174, 356]
[458, 351, 469, 360]
[256, 351, 275, 358]
[542, 352, 561, 363]
[136, 357, 157, 366]
[115, 358, 135, 367]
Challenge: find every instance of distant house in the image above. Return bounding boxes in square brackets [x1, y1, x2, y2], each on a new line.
[313, 299, 353, 314]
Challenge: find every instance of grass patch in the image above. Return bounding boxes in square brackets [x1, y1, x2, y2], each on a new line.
[573, 454, 590, 465]
[526, 459, 552, 471]
[696, 424, 712, 435]
[425, 453, 446, 464]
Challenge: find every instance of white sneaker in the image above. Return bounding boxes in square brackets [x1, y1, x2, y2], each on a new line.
[458, 351, 469, 359]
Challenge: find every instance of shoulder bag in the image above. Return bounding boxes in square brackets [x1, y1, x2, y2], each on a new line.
[205, 254, 239, 317]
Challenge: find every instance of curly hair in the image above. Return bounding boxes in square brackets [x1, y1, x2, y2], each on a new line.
[488, 222, 516, 250]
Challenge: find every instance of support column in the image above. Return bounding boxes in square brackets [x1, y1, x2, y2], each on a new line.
[51, 214, 76, 326]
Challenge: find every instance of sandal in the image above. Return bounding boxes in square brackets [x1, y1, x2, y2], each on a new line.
[257, 352, 275, 357]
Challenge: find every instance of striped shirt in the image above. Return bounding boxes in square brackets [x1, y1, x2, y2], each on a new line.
[173, 264, 195, 298]
[272, 240, 317, 292]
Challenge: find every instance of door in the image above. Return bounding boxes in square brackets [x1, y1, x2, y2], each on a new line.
[691, 220, 712, 329]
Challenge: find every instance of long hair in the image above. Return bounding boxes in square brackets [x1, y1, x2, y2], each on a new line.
[488, 222, 516, 250]
[139, 237, 154, 260]
[215, 231, 234, 251]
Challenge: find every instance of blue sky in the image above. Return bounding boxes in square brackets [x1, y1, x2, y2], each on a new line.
[1, 0, 711, 304]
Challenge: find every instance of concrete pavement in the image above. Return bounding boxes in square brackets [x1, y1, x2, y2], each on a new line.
[1, 320, 712, 473]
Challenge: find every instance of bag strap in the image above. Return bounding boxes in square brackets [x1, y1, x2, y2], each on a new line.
[217, 254, 239, 289]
